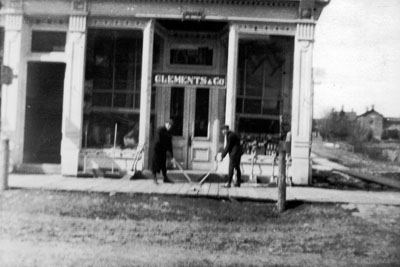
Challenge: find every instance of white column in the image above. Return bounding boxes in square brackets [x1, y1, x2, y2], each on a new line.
[138, 19, 154, 169]
[225, 24, 239, 130]
[61, 14, 87, 176]
[290, 22, 315, 185]
[1, 12, 27, 167]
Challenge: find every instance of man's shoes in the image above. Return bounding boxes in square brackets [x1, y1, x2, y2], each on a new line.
[234, 183, 241, 187]
[163, 177, 173, 183]
[223, 183, 231, 188]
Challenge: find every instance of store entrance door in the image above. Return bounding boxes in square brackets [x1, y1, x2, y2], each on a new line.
[169, 87, 212, 170]
[23, 62, 66, 163]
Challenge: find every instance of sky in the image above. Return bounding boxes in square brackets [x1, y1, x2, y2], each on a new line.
[313, 0, 400, 118]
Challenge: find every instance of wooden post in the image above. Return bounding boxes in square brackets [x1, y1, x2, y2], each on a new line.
[0, 138, 10, 192]
[277, 143, 286, 213]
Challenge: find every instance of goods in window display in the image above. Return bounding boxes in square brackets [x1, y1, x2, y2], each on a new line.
[104, 123, 123, 178]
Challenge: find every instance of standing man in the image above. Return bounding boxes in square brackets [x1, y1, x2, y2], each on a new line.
[151, 119, 175, 184]
[218, 125, 243, 187]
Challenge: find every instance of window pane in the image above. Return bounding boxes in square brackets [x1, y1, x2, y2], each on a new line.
[245, 59, 263, 97]
[31, 31, 66, 52]
[114, 37, 142, 92]
[170, 47, 213, 66]
[85, 29, 143, 109]
[93, 78, 112, 90]
[262, 99, 280, 115]
[92, 93, 112, 107]
[194, 88, 209, 137]
[92, 36, 114, 91]
[170, 87, 184, 136]
[151, 87, 156, 111]
[238, 117, 280, 134]
[114, 93, 134, 108]
[236, 97, 243, 113]
[244, 99, 261, 114]
[82, 113, 140, 149]
[237, 38, 286, 116]
[134, 92, 141, 109]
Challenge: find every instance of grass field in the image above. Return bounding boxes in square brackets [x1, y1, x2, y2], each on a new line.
[1, 189, 400, 267]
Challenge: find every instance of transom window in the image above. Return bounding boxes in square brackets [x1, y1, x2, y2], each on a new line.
[170, 47, 213, 66]
[31, 31, 66, 52]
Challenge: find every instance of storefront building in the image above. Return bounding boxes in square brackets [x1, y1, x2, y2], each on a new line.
[0, 0, 328, 184]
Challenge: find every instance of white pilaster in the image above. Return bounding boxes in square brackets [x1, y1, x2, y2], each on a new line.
[61, 14, 87, 175]
[138, 19, 154, 169]
[1, 12, 27, 167]
[290, 22, 315, 184]
[225, 24, 239, 130]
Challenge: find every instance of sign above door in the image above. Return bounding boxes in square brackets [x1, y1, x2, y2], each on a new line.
[153, 73, 225, 88]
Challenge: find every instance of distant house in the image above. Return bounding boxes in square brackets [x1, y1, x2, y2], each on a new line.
[356, 107, 384, 140]
[384, 117, 400, 132]
[383, 117, 400, 140]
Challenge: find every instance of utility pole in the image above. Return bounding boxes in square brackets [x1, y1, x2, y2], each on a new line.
[277, 142, 287, 213]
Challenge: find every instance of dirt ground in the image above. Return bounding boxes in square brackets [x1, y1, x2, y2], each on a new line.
[312, 139, 400, 191]
[312, 139, 400, 175]
[1, 189, 399, 267]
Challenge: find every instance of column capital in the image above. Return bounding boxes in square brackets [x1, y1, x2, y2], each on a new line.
[296, 22, 315, 42]
[4, 12, 23, 31]
[69, 14, 87, 32]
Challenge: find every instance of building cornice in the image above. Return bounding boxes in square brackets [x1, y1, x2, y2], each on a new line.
[0, 0, 327, 28]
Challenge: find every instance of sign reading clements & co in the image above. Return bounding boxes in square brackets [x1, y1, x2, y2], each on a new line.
[153, 73, 226, 88]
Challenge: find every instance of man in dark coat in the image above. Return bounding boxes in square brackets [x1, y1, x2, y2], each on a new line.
[219, 125, 243, 187]
[151, 119, 175, 184]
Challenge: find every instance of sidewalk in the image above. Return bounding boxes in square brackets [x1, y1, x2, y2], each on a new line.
[6, 173, 400, 205]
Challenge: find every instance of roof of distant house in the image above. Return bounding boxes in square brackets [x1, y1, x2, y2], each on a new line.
[357, 108, 384, 118]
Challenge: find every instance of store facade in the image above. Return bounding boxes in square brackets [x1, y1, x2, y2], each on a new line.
[0, 0, 328, 184]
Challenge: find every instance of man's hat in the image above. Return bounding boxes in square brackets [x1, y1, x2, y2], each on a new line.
[221, 125, 229, 131]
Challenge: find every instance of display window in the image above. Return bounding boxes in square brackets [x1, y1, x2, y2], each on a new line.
[83, 29, 149, 149]
[236, 37, 290, 155]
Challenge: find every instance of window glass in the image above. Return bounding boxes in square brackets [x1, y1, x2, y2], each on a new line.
[170, 87, 184, 136]
[194, 88, 209, 137]
[170, 47, 213, 66]
[82, 113, 140, 149]
[235, 37, 290, 154]
[31, 31, 66, 52]
[85, 29, 142, 109]
[83, 29, 143, 149]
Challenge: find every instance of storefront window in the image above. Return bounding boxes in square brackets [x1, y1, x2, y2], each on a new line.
[83, 29, 144, 149]
[236, 39, 284, 119]
[236, 38, 287, 154]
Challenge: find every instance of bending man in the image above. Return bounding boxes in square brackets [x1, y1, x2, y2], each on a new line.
[219, 125, 243, 187]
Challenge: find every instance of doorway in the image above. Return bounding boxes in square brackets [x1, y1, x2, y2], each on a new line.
[169, 87, 212, 169]
[23, 62, 66, 163]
